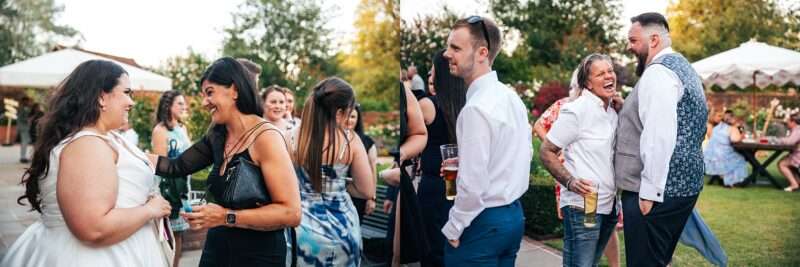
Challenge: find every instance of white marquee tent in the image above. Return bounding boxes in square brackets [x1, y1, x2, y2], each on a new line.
[0, 48, 171, 91]
[692, 40, 800, 89]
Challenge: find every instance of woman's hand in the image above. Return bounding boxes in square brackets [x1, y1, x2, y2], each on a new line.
[144, 194, 171, 219]
[365, 199, 376, 215]
[182, 203, 228, 230]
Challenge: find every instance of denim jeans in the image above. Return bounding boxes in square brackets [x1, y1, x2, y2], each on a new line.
[561, 206, 618, 267]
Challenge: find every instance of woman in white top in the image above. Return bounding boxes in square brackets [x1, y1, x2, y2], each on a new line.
[540, 53, 619, 267]
[1, 60, 172, 267]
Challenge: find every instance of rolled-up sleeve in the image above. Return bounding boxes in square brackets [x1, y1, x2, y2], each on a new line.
[638, 65, 682, 203]
[442, 106, 491, 240]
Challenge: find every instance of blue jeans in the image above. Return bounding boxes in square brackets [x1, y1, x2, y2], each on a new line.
[444, 200, 524, 267]
[561, 206, 618, 267]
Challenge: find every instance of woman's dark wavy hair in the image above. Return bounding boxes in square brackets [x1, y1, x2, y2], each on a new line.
[296, 77, 356, 193]
[432, 49, 467, 143]
[200, 57, 263, 118]
[156, 90, 184, 131]
[19, 60, 128, 212]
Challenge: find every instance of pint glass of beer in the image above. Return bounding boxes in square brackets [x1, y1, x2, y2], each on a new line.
[440, 144, 458, 200]
[584, 183, 599, 227]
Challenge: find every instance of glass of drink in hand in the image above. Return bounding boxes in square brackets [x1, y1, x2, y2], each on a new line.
[440, 144, 458, 200]
[584, 182, 599, 228]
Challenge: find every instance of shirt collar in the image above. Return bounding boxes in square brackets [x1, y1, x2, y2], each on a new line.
[581, 91, 612, 111]
[652, 46, 675, 62]
[466, 71, 498, 101]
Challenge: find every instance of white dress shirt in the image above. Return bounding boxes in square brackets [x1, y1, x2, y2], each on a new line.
[441, 71, 532, 240]
[638, 47, 684, 203]
[546, 92, 617, 215]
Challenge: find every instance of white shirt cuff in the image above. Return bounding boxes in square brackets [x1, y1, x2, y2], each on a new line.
[639, 179, 664, 202]
[441, 221, 462, 241]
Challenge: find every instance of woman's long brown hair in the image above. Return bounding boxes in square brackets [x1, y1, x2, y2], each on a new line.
[18, 60, 127, 212]
[295, 77, 355, 193]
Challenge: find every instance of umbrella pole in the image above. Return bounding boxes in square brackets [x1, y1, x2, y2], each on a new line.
[752, 72, 757, 136]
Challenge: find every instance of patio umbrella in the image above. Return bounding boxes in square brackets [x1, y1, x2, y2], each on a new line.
[692, 40, 800, 132]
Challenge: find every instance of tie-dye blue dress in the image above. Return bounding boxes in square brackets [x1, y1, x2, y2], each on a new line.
[290, 163, 362, 267]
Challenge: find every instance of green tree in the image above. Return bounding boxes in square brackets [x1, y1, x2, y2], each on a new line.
[668, 0, 800, 62]
[221, 0, 339, 102]
[490, 0, 623, 83]
[0, 0, 78, 65]
[400, 8, 460, 80]
[341, 0, 399, 109]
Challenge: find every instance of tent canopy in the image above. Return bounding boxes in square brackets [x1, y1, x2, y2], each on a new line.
[0, 48, 171, 91]
[692, 40, 800, 89]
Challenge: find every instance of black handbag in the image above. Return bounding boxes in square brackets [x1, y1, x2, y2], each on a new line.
[221, 156, 271, 210]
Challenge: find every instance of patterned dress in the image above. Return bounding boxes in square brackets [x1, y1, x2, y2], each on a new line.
[292, 146, 361, 266]
[703, 123, 748, 186]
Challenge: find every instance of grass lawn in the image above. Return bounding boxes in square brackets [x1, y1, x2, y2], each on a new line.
[542, 154, 800, 266]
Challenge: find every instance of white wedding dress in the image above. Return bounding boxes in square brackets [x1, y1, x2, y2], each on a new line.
[1, 130, 168, 267]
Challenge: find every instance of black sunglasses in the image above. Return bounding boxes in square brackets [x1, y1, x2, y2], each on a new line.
[466, 15, 491, 52]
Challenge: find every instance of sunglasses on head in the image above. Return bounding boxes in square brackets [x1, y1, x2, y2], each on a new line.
[466, 15, 491, 52]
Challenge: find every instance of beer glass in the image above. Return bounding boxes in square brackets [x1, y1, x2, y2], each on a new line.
[440, 144, 458, 200]
[584, 183, 599, 228]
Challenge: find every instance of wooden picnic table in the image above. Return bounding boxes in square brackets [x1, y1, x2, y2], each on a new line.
[731, 141, 795, 189]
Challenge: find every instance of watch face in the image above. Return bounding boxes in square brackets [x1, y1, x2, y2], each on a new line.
[226, 213, 236, 224]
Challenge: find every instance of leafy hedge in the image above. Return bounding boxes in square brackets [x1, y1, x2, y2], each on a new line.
[522, 138, 563, 239]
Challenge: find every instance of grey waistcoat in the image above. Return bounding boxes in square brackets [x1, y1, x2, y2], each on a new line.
[614, 53, 708, 197]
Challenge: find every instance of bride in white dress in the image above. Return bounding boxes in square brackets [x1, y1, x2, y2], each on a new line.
[1, 60, 172, 267]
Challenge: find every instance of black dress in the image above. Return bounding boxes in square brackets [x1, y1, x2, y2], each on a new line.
[155, 125, 287, 267]
[398, 82, 430, 263]
[416, 95, 454, 267]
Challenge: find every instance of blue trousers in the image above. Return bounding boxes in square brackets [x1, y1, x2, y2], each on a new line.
[561, 206, 618, 267]
[444, 200, 524, 267]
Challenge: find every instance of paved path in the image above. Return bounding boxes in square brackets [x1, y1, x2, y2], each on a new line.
[0, 145, 561, 266]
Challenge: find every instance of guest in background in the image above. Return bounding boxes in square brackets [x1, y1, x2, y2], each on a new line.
[416, 49, 466, 267]
[284, 88, 301, 129]
[17, 97, 32, 163]
[704, 110, 748, 188]
[261, 85, 291, 133]
[28, 103, 44, 145]
[237, 58, 262, 87]
[151, 90, 192, 267]
[408, 65, 426, 99]
[345, 104, 378, 220]
[778, 113, 800, 192]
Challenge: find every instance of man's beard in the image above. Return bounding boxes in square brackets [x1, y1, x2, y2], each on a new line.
[635, 50, 649, 77]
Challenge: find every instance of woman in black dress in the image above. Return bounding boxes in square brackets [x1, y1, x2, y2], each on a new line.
[415, 49, 467, 267]
[149, 57, 301, 266]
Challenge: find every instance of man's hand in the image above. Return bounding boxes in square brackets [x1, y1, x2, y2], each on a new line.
[448, 239, 460, 248]
[639, 198, 654, 215]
